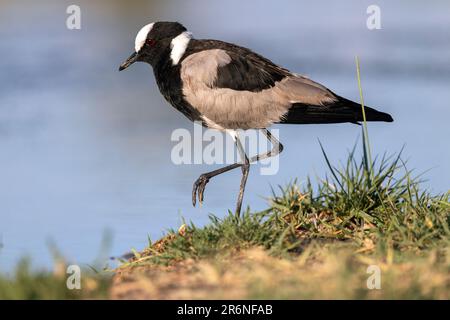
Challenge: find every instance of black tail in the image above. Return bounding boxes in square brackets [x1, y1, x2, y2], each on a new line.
[280, 96, 393, 125]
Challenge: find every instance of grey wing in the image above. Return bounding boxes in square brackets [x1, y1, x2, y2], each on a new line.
[180, 48, 338, 129]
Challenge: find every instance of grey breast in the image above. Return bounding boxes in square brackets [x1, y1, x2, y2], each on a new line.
[180, 49, 337, 130]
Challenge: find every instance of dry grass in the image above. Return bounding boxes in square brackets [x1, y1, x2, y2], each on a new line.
[112, 244, 449, 299]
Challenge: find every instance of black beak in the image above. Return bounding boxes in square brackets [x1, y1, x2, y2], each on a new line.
[119, 52, 138, 71]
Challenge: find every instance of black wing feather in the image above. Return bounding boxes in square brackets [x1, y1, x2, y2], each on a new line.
[183, 39, 290, 92]
[214, 51, 287, 91]
[280, 96, 393, 124]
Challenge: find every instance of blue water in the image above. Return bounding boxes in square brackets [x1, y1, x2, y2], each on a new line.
[0, 0, 449, 271]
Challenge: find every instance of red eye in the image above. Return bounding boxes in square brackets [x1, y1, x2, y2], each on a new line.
[146, 39, 156, 47]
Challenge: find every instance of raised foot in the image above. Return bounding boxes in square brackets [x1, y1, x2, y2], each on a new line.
[192, 174, 210, 207]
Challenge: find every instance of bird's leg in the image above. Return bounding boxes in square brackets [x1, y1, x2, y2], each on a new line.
[192, 129, 284, 215]
[250, 129, 283, 162]
[192, 162, 242, 207]
[192, 130, 244, 207]
[235, 134, 250, 217]
[233, 129, 283, 217]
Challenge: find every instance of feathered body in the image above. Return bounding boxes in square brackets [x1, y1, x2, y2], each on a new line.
[146, 36, 392, 130]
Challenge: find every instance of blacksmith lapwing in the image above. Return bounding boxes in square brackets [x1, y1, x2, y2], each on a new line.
[119, 21, 393, 216]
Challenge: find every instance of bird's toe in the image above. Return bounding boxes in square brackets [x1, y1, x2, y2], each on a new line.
[192, 174, 210, 207]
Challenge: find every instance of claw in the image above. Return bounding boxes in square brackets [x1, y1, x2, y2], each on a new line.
[192, 174, 210, 207]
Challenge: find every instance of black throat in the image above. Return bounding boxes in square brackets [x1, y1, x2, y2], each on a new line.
[149, 44, 202, 123]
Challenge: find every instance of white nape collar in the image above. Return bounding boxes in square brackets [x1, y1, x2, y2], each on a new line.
[170, 31, 192, 65]
[135, 23, 155, 52]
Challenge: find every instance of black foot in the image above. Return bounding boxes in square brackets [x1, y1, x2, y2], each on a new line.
[192, 174, 210, 207]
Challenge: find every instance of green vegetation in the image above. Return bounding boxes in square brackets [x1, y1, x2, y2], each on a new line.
[122, 144, 449, 267]
[0, 258, 111, 299]
[115, 141, 448, 299]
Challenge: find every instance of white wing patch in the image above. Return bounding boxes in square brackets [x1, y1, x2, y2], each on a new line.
[135, 23, 154, 52]
[170, 31, 193, 65]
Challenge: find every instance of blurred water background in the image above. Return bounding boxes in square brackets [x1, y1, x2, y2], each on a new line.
[0, 0, 449, 271]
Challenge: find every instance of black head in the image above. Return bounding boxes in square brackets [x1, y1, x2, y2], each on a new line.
[119, 21, 190, 70]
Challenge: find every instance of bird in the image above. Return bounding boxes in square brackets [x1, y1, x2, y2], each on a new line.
[119, 21, 393, 217]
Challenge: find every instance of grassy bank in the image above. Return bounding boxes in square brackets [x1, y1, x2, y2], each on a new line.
[113, 143, 449, 299]
[1, 146, 448, 299]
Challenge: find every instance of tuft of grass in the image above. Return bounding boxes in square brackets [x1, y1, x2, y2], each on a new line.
[117, 145, 449, 299]
[267, 146, 449, 252]
[121, 210, 287, 267]
[124, 145, 449, 269]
